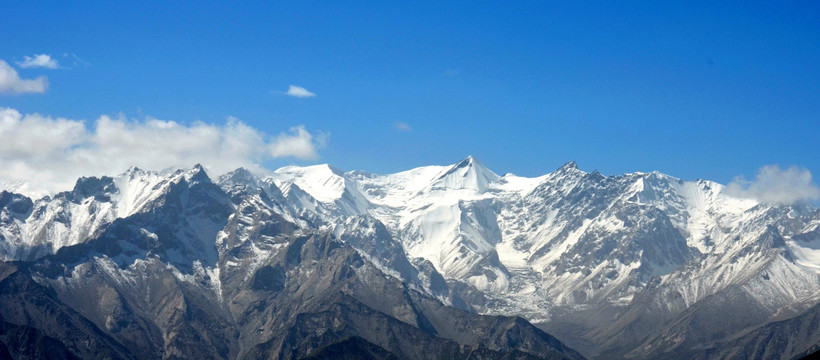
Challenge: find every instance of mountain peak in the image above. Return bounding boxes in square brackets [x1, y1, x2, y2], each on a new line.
[270, 163, 358, 205]
[460, 154, 478, 165]
[218, 167, 261, 191]
[558, 161, 578, 171]
[456, 154, 492, 167]
[70, 176, 117, 201]
[183, 164, 212, 184]
[450, 155, 490, 171]
[427, 156, 500, 193]
[121, 166, 146, 179]
[224, 167, 255, 180]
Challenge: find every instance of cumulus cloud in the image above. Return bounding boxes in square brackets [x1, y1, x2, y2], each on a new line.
[270, 125, 326, 159]
[726, 165, 820, 204]
[0, 60, 48, 94]
[393, 121, 412, 131]
[0, 107, 328, 197]
[285, 85, 316, 98]
[17, 54, 60, 69]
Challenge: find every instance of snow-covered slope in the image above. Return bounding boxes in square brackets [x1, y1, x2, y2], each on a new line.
[2, 158, 819, 359]
[269, 164, 370, 216]
[0, 165, 222, 261]
[258, 156, 820, 358]
[265, 157, 820, 293]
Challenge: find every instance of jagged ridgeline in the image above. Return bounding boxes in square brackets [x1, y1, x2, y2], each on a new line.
[0, 157, 818, 359]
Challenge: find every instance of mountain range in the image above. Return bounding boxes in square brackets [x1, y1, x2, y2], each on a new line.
[1, 157, 818, 359]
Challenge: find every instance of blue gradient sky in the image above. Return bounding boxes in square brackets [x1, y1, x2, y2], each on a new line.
[1, 1, 819, 183]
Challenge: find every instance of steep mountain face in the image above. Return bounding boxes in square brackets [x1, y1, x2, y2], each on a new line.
[0, 164, 583, 359]
[263, 157, 820, 359]
[0, 261, 133, 359]
[1, 157, 819, 359]
[0, 166, 212, 261]
[678, 298, 820, 360]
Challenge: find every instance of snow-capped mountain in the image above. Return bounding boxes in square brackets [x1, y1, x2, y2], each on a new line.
[1, 157, 819, 359]
[0, 162, 583, 359]
[0, 166, 213, 261]
[253, 156, 820, 358]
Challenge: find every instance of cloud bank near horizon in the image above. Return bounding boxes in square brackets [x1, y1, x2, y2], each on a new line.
[726, 165, 820, 204]
[0, 107, 328, 197]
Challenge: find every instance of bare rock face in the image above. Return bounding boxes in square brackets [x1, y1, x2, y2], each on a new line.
[0, 165, 584, 359]
[2, 159, 819, 359]
[0, 261, 132, 359]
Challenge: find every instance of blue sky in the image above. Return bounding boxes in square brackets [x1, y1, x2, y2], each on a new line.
[1, 1, 819, 190]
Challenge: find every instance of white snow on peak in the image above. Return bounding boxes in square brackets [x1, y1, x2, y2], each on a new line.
[424, 155, 501, 194]
[497, 173, 550, 195]
[182, 164, 210, 183]
[219, 167, 258, 187]
[3, 157, 819, 328]
[0, 165, 217, 261]
[268, 163, 370, 215]
[113, 164, 219, 217]
[350, 165, 447, 208]
[270, 164, 349, 203]
[112, 165, 211, 218]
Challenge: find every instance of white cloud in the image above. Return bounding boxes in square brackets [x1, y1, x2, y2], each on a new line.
[393, 121, 412, 131]
[0, 107, 328, 197]
[726, 165, 820, 204]
[285, 85, 316, 98]
[17, 54, 60, 69]
[0, 60, 48, 94]
[270, 125, 327, 159]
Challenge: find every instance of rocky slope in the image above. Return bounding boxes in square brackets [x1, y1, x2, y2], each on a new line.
[1, 157, 819, 358]
[0, 164, 583, 359]
[267, 157, 820, 359]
